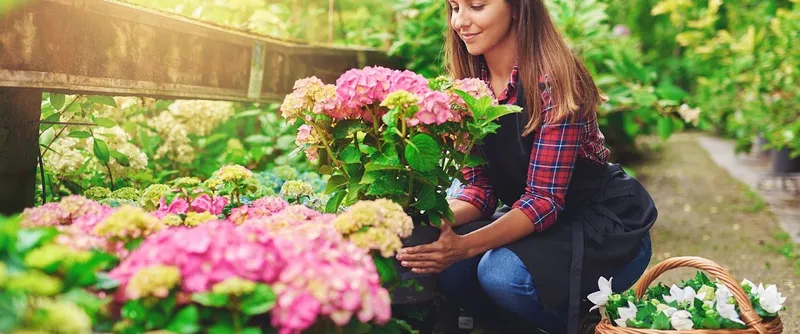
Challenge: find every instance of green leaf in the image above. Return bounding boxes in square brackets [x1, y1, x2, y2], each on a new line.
[360, 170, 383, 185]
[165, 306, 200, 334]
[88, 95, 117, 108]
[657, 117, 674, 140]
[372, 253, 398, 285]
[341, 145, 361, 164]
[365, 162, 403, 172]
[374, 145, 401, 167]
[464, 154, 486, 168]
[240, 284, 276, 316]
[325, 175, 348, 194]
[701, 315, 721, 329]
[652, 311, 671, 330]
[68, 130, 92, 139]
[93, 138, 111, 162]
[16, 228, 58, 253]
[93, 117, 117, 128]
[366, 176, 405, 196]
[344, 182, 366, 206]
[413, 185, 436, 211]
[405, 134, 441, 172]
[333, 120, 369, 139]
[39, 112, 61, 132]
[656, 82, 688, 102]
[94, 272, 120, 290]
[240, 328, 263, 334]
[191, 292, 229, 307]
[38, 127, 55, 146]
[483, 104, 523, 124]
[318, 165, 335, 175]
[61, 288, 106, 319]
[111, 151, 131, 167]
[0, 292, 27, 332]
[50, 94, 65, 110]
[326, 191, 346, 214]
[122, 300, 147, 322]
[633, 92, 658, 106]
[453, 90, 482, 116]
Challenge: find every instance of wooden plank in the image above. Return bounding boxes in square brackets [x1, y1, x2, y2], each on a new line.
[0, 0, 399, 103]
[0, 88, 40, 215]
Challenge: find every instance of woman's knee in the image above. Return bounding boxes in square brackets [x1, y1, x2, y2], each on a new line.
[477, 248, 534, 300]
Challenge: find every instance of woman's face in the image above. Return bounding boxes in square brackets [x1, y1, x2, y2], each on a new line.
[449, 0, 514, 56]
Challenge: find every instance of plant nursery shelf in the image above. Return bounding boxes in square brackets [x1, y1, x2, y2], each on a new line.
[0, 0, 399, 215]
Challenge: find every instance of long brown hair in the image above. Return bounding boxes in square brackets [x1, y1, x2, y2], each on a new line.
[444, 0, 606, 136]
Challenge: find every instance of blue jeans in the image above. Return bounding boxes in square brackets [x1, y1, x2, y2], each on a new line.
[438, 233, 652, 333]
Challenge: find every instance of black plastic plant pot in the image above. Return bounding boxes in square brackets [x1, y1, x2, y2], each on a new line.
[389, 223, 440, 305]
[772, 148, 800, 174]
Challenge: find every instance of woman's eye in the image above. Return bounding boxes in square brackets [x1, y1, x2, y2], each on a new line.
[471, 5, 485, 10]
[452, 6, 459, 12]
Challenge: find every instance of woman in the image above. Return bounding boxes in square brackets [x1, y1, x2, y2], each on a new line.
[395, 0, 657, 333]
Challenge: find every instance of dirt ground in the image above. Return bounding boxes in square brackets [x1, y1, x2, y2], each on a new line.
[631, 133, 799, 331]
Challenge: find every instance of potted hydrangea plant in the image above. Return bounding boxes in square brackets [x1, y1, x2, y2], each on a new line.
[280, 66, 520, 307]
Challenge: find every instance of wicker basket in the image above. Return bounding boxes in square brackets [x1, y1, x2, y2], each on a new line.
[595, 256, 783, 334]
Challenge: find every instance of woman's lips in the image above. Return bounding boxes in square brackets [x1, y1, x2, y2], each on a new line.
[461, 32, 481, 43]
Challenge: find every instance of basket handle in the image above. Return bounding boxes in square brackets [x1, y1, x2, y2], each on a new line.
[632, 256, 767, 334]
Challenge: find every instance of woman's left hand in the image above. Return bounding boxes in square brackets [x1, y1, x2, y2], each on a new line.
[396, 222, 468, 274]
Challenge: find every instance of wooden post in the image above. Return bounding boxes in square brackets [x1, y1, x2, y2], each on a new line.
[0, 88, 40, 215]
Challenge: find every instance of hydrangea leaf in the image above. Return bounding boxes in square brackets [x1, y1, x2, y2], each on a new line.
[405, 134, 440, 172]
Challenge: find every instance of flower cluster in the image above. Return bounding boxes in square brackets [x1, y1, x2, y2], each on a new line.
[93, 205, 165, 242]
[109, 219, 391, 333]
[332, 199, 414, 257]
[589, 272, 786, 330]
[20, 195, 109, 227]
[125, 265, 181, 300]
[228, 196, 290, 225]
[279, 180, 316, 202]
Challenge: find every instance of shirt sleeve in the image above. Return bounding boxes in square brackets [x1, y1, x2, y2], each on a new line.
[511, 87, 582, 232]
[453, 151, 498, 219]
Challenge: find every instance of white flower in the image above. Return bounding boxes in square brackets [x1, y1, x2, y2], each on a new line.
[663, 284, 705, 305]
[587, 276, 613, 311]
[657, 304, 677, 316]
[756, 284, 787, 314]
[614, 301, 637, 327]
[670, 310, 693, 330]
[717, 302, 745, 325]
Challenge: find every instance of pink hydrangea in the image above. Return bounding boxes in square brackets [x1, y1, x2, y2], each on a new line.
[109, 217, 391, 334]
[410, 90, 458, 126]
[190, 194, 228, 215]
[389, 70, 430, 96]
[228, 196, 290, 225]
[335, 66, 393, 111]
[20, 195, 108, 227]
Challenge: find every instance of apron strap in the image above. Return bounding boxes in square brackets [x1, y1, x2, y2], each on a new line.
[567, 216, 584, 334]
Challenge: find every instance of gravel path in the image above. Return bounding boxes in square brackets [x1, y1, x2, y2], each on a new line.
[633, 133, 798, 331]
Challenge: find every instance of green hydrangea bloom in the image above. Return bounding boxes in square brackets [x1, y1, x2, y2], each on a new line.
[24, 244, 90, 270]
[213, 164, 254, 183]
[139, 184, 171, 211]
[6, 270, 63, 296]
[126, 265, 181, 300]
[110, 187, 140, 201]
[28, 299, 92, 334]
[279, 180, 315, 201]
[84, 186, 112, 200]
[162, 214, 183, 227]
[212, 277, 256, 296]
[183, 212, 217, 227]
[273, 165, 299, 181]
[93, 205, 163, 241]
[380, 90, 422, 110]
[171, 177, 202, 189]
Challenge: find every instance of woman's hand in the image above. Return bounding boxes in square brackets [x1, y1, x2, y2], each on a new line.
[396, 222, 468, 274]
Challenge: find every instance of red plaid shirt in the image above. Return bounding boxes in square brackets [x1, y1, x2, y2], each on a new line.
[453, 61, 610, 232]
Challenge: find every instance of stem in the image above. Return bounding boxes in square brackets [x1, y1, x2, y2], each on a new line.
[407, 170, 414, 206]
[47, 96, 81, 147]
[105, 162, 115, 189]
[312, 123, 344, 168]
[232, 311, 242, 332]
[38, 144, 47, 204]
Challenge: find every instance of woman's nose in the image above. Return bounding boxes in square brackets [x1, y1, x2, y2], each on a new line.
[452, 11, 470, 30]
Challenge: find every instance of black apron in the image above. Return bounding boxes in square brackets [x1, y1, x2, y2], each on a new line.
[476, 83, 658, 334]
